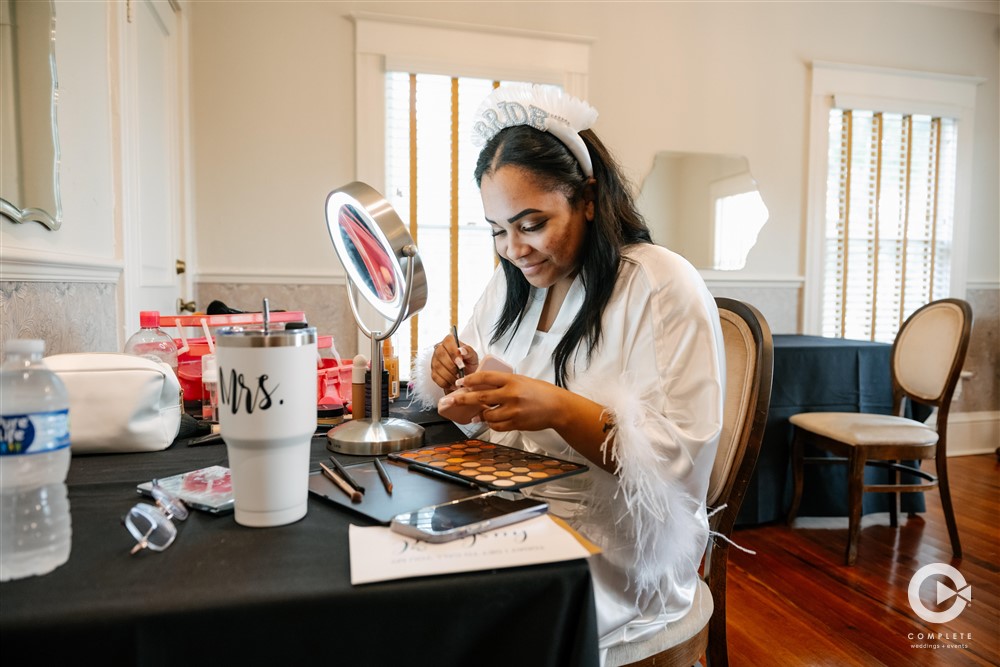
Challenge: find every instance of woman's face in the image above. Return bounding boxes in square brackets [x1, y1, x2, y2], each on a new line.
[481, 166, 593, 290]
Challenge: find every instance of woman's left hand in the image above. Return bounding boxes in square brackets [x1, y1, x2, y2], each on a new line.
[438, 370, 566, 433]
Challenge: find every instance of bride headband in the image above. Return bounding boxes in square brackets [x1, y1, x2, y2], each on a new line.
[470, 84, 599, 177]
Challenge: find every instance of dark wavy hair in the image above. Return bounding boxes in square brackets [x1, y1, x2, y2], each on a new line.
[474, 124, 652, 387]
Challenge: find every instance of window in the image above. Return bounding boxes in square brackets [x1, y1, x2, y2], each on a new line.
[821, 108, 958, 342]
[385, 74, 522, 366]
[804, 62, 980, 340]
[351, 15, 591, 375]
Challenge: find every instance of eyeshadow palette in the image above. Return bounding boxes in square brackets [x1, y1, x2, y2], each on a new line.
[389, 439, 588, 491]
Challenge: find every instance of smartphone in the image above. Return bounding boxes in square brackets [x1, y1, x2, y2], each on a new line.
[389, 491, 548, 543]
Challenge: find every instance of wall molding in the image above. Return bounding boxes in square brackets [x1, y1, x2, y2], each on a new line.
[701, 273, 804, 290]
[0, 246, 123, 283]
[946, 411, 1000, 457]
[965, 280, 1000, 290]
[196, 272, 347, 287]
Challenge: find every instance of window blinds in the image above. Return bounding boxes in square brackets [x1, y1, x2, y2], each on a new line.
[822, 108, 958, 343]
[385, 73, 505, 369]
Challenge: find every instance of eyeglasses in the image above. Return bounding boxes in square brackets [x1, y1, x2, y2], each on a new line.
[123, 483, 189, 555]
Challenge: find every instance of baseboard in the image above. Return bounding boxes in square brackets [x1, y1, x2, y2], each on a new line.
[946, 411, 1000, 456]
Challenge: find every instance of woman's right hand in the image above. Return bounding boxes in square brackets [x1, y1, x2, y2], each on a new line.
[430, 334, 479, 392]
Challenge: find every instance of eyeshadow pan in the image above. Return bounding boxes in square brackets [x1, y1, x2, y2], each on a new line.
[387, 439, 587, 492]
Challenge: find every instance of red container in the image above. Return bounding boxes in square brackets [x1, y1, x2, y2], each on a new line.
[173, 334, 342, 406]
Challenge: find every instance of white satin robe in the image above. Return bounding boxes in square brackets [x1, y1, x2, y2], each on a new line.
[410, 244, 725, 661]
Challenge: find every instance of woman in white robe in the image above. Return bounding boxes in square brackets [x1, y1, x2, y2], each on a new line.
[411, 85, 725, 660]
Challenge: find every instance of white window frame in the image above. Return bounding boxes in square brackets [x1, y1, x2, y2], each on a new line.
[349, 12, 591, 351]
[802, 61, 983, 335]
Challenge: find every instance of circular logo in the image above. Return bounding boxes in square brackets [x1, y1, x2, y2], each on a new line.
[908, 563, 972, 624]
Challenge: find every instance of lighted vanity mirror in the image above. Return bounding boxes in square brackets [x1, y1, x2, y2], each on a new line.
[638, 151, 768, 271]
[324, 181, 427, 455]
[0, 0, 61, 230]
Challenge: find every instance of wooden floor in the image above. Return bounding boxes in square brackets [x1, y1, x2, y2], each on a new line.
[724, 453, 999, 666]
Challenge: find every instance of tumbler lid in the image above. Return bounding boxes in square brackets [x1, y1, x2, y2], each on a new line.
[215, 326, 316, 348]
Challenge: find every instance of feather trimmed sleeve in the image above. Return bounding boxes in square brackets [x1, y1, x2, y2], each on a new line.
[571, 247, 725, 614]
[407, 343, 444, 411]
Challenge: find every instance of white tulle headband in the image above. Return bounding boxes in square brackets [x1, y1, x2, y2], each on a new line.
[470, 84, 599, 177]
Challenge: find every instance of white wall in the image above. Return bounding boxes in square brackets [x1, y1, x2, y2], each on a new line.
[189, 1, 355, 280]
[188, 1, 999, 292]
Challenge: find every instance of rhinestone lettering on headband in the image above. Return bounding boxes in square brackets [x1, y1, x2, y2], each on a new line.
[473, 102, 550, 142]
[470, 84, 599, 177]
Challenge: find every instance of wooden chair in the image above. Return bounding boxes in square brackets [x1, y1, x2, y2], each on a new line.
[607, 297, 773, 667]
[786, 298, 973, 566]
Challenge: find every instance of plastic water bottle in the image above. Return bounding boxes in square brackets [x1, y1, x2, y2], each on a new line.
[0, 339, 72, 581]
[124, 311, 179, 375]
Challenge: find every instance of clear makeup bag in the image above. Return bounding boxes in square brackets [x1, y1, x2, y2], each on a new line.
[44, 353, 183, 454]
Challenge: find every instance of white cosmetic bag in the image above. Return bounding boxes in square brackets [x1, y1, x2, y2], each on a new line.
[45, 353, 183, 454]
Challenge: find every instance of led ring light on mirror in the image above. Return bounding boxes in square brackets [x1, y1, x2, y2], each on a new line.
[324, 182, 427, 455]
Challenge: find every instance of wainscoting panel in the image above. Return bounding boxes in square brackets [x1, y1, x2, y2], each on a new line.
[961, 287, 999, 414]
[705, 282, 801, 334]
[196, 281, 359, 359]
[0, 281, 119, 357]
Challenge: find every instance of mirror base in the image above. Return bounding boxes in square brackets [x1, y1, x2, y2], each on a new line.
[325, 418, 425, 455]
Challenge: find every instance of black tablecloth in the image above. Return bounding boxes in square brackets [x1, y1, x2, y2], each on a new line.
[736, 335, 928, 525]
[0, 412, 598, 666]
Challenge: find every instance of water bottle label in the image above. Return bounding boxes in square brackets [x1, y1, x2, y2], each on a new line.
[0, 410, 71, 455]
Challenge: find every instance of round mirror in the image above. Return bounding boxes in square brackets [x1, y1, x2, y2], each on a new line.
[325, 182, 426, 321]
[324, 181, 428, 455]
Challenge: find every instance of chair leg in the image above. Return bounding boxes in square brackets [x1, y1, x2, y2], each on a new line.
[845, 451, 866, 566]
[706, 605, 729, 667]
[936, 453, 963, 559]
[786, 429, 805, 524]
[888, 460, 898, 528]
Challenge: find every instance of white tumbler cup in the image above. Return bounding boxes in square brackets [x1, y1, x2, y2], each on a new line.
[216, 326, 317, 527]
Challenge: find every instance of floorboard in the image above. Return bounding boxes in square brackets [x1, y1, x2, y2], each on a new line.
[724, 453, 999, 666]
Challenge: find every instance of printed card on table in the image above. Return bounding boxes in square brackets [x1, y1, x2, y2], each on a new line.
[348, 515, 598, 585]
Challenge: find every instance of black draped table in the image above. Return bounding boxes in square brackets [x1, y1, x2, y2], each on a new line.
[736, 335, 927, 526]
[0, 411, 598, 666]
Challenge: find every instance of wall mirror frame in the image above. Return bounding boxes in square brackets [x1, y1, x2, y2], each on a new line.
[324, 181, 428, 455]
[1, 0, 62, 230]
[639, 151, 768, 271]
